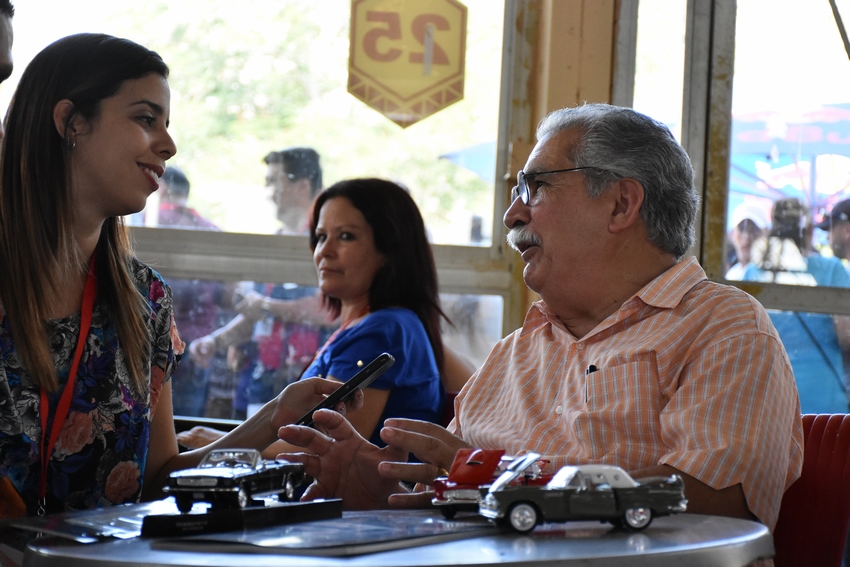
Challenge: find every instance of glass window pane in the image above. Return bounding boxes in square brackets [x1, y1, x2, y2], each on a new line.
[4, 1, 503, 246]
[170, 278, 335, 419]
[726, 1, 850, 288]
[169, 277, 502, 419]
[632, 0, 687, 139]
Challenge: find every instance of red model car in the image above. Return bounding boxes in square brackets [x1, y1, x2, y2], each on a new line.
[432, 448, 550, 519]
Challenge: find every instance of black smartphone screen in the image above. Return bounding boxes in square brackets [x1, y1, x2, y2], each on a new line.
[294, 352, 395, 427]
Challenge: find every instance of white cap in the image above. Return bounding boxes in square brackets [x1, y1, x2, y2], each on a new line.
[730, 202, 770, 230]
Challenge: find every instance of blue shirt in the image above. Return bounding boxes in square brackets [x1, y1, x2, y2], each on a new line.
[743, 253, 850, 413]
[301, 307, 443, 446]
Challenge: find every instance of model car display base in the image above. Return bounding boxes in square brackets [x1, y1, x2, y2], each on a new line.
[140, 498, 343, 537]
[150, 509, 498, 557]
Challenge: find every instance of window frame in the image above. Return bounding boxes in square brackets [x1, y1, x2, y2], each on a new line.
[133, 0, 849, 350]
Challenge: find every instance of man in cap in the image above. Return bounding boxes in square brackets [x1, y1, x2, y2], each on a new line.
[815, 198, 850, 406]
[726, 201, 769, 280]
[816, 199, 850, 267]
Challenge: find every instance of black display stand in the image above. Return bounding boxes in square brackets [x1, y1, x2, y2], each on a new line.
[140, 498, 343, 537]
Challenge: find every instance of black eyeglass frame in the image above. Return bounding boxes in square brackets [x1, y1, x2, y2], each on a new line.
[511, 166, 609, 204]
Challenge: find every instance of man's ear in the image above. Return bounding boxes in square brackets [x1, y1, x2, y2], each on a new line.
[608, 178, 644, 234]
[52, 99, 80, 143]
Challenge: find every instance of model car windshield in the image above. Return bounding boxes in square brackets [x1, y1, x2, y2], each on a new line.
[547, 466, 583, 490]
[201, 449, 261, 469]
[489, 452, 541, 492]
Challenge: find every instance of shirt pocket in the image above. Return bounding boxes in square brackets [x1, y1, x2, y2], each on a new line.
[578, 354, 665, 465]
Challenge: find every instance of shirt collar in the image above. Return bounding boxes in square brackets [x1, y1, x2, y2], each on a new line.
[631, 256, 707, 309]
[525, 256, 707, 335]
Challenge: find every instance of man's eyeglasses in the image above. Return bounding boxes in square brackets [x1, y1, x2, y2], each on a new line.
[511, 166, 605, 205]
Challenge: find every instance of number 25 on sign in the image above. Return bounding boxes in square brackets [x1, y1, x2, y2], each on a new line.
[348, 0, 468, 128]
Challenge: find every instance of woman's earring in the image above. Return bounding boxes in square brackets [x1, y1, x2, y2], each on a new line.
[65, 136, 76, 151]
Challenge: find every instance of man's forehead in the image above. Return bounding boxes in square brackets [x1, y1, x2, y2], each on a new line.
[526, 129, 580, 171]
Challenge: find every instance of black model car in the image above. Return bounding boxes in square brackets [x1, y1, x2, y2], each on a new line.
[165, 449, 305, 513]
[479, 454, 687, 533]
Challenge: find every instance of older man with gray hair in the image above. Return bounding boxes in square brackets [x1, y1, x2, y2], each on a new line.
[279, 104, 803, 534]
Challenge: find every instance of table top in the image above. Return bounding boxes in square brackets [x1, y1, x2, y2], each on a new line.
[23, 510, 774, 567]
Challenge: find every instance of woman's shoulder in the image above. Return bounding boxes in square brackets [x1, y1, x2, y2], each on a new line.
[365, 307, 421, 326]
[128, 257, 172, 300]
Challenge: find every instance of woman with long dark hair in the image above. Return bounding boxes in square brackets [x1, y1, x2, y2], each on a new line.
[0, 33, 355, 518]
[303, 178, 447, 445]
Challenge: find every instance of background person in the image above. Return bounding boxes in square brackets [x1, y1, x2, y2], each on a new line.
[278, 104, 803, 535]
[816, 198, 850, 403]
[299, 178, 446, 445]
[155, 165, 219, 230]
[189, 147, 334, 420]
[743, 197, 850, 411]
[817, 198, 850, 268]
[181, 179, 450, 455]
[0, 0, 11, 142]
[0, 33, 361, 522]
[266, 147, 323, 235]
[152, 165, 235, 417]
[725, 201, 769, 280]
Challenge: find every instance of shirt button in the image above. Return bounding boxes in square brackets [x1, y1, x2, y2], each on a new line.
[576, 343, 584, 350]
[555, 405, 563, 415]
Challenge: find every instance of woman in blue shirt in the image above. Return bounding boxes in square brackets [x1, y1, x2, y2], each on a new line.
[303, 179, 447, 445]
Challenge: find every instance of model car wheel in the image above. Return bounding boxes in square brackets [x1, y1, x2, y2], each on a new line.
[508, 502, 539, 533]
[623, 507, 652, 530]
[237, 487, 250, 508]
[440, 506, 457, 520]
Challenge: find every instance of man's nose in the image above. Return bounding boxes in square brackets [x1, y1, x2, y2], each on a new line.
[503, 192, 528, 229]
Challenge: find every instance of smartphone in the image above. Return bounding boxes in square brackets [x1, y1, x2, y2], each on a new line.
[294, 352, 395, 427]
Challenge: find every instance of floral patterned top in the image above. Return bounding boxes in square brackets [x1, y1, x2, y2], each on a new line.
[0, 259, 180, 516]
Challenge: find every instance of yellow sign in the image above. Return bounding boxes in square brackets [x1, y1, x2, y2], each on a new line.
[349, 0, 468, 128]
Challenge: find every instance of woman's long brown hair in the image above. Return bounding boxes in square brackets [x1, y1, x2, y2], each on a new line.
[0, 34, 170, 393]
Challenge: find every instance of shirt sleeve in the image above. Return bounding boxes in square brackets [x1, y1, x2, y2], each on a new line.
[324, 312, 411, 390]
[657, 331, 804, 530]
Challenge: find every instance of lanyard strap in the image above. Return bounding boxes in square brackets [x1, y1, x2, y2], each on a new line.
[37, 256, 97, 515]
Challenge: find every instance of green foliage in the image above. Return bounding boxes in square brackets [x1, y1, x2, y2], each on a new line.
[104, 0, 502, 243]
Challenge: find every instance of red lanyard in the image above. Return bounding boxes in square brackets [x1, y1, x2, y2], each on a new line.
[37, 256, 97, 515]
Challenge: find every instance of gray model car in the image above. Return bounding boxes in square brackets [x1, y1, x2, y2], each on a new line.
[165, 448, 305, 513]
[479, 454, 687, 533]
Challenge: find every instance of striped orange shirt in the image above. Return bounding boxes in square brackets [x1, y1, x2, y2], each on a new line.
[451, 257, 803, 530]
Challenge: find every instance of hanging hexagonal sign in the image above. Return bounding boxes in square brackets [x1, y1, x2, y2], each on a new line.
[349, 0, 468, 128]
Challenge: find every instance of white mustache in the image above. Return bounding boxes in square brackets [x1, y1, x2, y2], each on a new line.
[506, 226, 540, 252]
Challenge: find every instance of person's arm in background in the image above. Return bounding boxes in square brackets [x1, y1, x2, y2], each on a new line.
[237, 289, 336, 327]
[189, 313, 254, 368]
